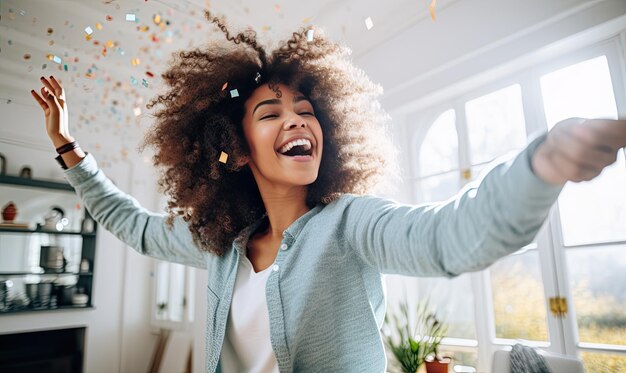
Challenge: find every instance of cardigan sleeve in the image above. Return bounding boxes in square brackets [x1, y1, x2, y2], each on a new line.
[63, 153, 207, 269]
[342, 131, 564, 277]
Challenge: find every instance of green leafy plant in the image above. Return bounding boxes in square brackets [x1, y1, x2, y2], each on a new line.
[383, 298, 448, 373]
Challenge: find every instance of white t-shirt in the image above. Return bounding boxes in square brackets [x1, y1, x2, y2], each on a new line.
[220, 254, 279, 373]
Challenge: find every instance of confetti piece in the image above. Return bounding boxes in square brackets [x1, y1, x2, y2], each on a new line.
[85, 34, 93, 41]
[130, 76, 138, 85]
[303, 17, 312, 24]
[19, 10, 26, 16]
[219, 151, 228, 164]
[139, 25, 149, 32]
[8, 40, 12, 45]
[64, 64, 68, 71]
[365, 17, 373, 30]
[134, 107, 141, 116]
[221, 82, 228, 91]
[274, 4, 280, 12]
[146, 71, 154, 78]
[47, 27, 53, 36]
[429, 0, 437, 21]
[230, 89, 239, 98]
[106, 15, 113, 21]
[262, 25, 271, 32]
[105, 40, 115, 48]
[23, 53, 31, 60]
[142, 78, 148, 87]
[42, 63, 47, 69]
[153, 14, 161, 24]
[306, 29, 314, 42]
[53, 55, 61, 64]
[254, 72, 261, 84]
[131, 58, 140, 66]
[84, 26, 93, 35]
[96, 23, 103, 30]
[125, 14, 136, 22]
[48, 40, 54, 46]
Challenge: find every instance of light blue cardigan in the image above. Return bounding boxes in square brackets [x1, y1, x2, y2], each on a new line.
[63, 132, 563, 372]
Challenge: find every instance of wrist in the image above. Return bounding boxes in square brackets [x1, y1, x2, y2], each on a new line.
[530, 144, 567, 187]
[51, 135, 75, 148]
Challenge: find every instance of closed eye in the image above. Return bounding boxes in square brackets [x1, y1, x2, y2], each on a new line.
[260, 114, 278, 120]
[300, 112, 315, 116]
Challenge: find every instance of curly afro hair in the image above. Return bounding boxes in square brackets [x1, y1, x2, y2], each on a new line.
[139, 11, 399, 257]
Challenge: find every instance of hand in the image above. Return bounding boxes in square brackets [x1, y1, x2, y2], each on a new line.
[531, 117, 626, 186]
[30, 76, 73, 148]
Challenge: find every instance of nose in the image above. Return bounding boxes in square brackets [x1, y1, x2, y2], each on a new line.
[283, 116, 308, 130]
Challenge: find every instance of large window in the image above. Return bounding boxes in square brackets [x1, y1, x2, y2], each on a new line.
[397, 37, 626, 372]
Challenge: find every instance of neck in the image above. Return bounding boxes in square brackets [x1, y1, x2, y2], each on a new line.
[257, 186, 310, 241]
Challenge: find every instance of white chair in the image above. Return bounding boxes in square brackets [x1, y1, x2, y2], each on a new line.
[492, 348, 585, 373]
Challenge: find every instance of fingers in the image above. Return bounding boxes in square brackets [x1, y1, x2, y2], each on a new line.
[30, 89, 49, 111]
[581, 119, 626, 151]
[40, 86, 60, 110]
[552, 124, 617, 170]
[39, 76, 57, 96]
[48, 75, 63, 93]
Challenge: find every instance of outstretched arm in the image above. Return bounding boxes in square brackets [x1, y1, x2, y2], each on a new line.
[344, 117, 625, 277]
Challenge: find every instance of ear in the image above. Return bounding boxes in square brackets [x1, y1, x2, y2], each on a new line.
[235, 154, 250, 168]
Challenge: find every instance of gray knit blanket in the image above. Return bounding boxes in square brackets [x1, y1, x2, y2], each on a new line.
[510, 343, 552, 373]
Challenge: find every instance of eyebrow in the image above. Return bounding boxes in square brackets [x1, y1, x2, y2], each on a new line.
[252, 95, 310, 115]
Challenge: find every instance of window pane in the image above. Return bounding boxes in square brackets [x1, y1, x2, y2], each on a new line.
[580, 351, 626, 373]
[566, 245, 626, 346]
[385, 274, 477, 340]
[465, 84, 527, 165]
[557, 149, 626, 246]
[155, 261, 186, 322]
[415, 171, 461, 203]
[419, 109, 458, 177]
[438, 348, 477, 372]
[490, 249, 548, 341]
[540, 56, 625, 246]
[540, 55, 618, 129]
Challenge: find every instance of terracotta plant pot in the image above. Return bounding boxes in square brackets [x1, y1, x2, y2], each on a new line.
[425, 357, 452, 373]
[2, 202, 17, 222]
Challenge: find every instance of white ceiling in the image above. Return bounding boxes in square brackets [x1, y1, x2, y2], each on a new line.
[0, 0, 453, 160]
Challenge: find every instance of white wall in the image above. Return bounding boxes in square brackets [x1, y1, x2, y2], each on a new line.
[0, 101, 159, 372]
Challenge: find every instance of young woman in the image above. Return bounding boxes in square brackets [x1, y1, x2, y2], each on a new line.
[31, 11, 626, 373]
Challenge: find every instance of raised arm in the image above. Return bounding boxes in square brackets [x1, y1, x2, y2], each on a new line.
[31, 76, 207, 268]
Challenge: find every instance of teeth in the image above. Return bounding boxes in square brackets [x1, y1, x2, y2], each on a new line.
[278, 139, 312, 154]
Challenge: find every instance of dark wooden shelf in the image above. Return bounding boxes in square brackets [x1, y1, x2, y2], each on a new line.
[0, 227, 96, 236]
[0, 174, 75, 192]
[0, 272, 93, 276]
[0, 305, 94, 315]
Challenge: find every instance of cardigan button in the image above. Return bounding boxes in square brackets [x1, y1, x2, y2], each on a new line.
[272, 264, 279, 272]
[280, 243, 288, 251]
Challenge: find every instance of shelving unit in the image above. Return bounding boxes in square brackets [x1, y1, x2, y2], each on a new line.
[0, 175, 98, 314]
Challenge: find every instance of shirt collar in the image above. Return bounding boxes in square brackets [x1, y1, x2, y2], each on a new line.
[233, 203, 324, 254]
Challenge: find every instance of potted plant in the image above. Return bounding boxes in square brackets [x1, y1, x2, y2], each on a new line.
[383, 298, 449, 373]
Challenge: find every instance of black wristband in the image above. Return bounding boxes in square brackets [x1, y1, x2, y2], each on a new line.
[55, 154, 68, 170]
[56, 141, 79, 155]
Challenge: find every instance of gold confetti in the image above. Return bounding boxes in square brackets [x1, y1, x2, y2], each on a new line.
[105, 40, 115, 48]
[429, 0, 437, 21]
[95, 22, 103, 30]
[85, 34, 93, 41]
[153, 14, 161, 24]
[302, 17, 312, 24]
[365, 17, 373, 30]
[131, 58, 140, 66]
[139, 25, 149, 32]
[219, 151, 228, 164]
